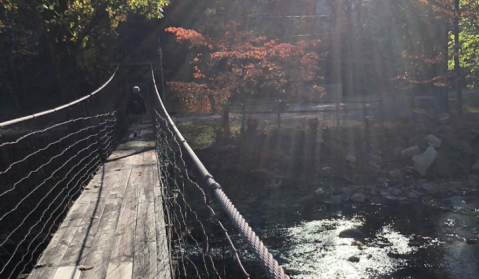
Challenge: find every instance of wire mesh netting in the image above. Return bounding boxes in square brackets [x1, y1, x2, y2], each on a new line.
[0, 69, 120, 278]
[154, 112, 259, 279]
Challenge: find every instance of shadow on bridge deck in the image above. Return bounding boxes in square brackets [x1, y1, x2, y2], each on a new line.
[28, 125, 171, 279]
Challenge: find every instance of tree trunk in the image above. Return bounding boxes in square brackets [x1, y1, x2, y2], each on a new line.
[4, 23, 30, 113]
[344, 0, 355, 97]
[221, 107, 230, 144]
[454, 0, 462, 114]
[240, 103, 246, 136]
[435, 19, 449, 113]
[0, 74, 24, 114]
[48, 39, 80, 104]
[208, 94, 217, 114]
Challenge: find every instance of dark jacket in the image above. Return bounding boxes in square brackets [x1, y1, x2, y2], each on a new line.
[127, 92, 147, 115]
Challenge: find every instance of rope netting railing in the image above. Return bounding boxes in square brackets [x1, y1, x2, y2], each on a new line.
[155, 114, 250, 278]
[151, 65, 289, 279]
[0, 67, 120, 278]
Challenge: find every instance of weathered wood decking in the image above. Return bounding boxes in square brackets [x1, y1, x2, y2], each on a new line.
[28, 128, 172, 279]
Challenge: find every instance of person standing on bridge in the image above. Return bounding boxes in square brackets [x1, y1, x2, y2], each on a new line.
[126, 86, 147, 138]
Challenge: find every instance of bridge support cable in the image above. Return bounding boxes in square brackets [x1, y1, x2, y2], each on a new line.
[0, 65, 121, 278]
[155, 112, 250, 278]
[151, 65, 289, 279]
[0, 64, 119, 129]
[0, 112, 117, 278]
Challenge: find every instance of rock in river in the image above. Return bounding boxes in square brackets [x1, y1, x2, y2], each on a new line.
[350, 193, 366, 203]
[412, 146, 437, 176]
[339, 228, 365, 239]
[424, 134, 442, 148]
[401, 146, 420, 158]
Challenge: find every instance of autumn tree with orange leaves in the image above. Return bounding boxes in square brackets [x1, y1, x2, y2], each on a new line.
[166, 23, 324, 141]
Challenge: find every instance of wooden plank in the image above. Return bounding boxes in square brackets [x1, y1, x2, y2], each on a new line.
[77, 199, 122, 279]
[28, 267, 57, 279]
[144, 164, 159, 277]
[107, 167, 138, 265]
[29, 130, 172, 279]
[59, 198, 105, 266]
[132, 159, 153, 279]
[28, 201, 91, 278]
[76, 144, 144, 279]
[60, 158, 130, 266]
[153, 161, 173, 279]
[52, 266, 81, 279]
[107, 154, 143, 200]
[132, 148, 163, 279]
[106, 262, 133, 279]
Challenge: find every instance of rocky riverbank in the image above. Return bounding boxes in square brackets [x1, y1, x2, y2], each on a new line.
[195, 111, 479, 218]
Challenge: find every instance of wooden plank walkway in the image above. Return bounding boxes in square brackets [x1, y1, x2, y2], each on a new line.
[28, 127, 172, 279]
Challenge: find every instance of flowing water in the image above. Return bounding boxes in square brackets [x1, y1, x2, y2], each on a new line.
[252, 194, 479, 279]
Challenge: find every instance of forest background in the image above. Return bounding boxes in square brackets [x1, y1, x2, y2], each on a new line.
[1, 0, 479, 122]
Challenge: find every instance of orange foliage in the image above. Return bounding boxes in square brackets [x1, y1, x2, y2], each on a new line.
[165, 27, 213, 49]
[166, 24, 324, 113]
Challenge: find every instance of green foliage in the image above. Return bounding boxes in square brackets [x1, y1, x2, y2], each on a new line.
[40, 0, 168, 45]
[447, 0, 479, 88]
[0, 0, 170, 112]
[448, 28, 479, 88]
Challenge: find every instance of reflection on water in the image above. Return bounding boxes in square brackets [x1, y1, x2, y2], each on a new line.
[266, 218, 433, 279]
[253, 195, 479, 279]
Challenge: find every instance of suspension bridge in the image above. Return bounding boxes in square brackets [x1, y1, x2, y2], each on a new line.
[0, 65, 289, 279]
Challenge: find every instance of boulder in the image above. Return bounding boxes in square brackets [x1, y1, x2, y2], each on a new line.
[390, 188, 403, 196]
[331, 195, 343, 205]
[472, 160, 479, 172]
[380, 190, 398, 200]
[246, 196, 257, 203]
[339, 228, 365, 239]
[350, 192, 365, 203]
[437, 113, 450, 124]
[299, 194, 318, 206]
[416, 123, 426, 133]
[368, 155, 382, 168]
[348, 256, 360, 263]
[401, 146, 420, 158]
[380, 189, 391, 197]
[341, 187, 354, 197]
[408, 190, 425, 199]
[412, 146, 437, 176]
[449, 181, 463, 189]
[389, 169, 404, 184]
[435, 126, 455, 143]
[268, 179, 283, 189]
[319, 166, 332, 177]
[376, 177, 389, 186]
[424, 134, 442, 148]
[469, 129, 479, 141]
[422, 182, 439, 195]
[346, 154, 357, 163]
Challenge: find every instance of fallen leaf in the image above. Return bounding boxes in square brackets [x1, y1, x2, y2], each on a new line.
[90, 216, 99, 219]
[94, 185, 100, 188]
[84, 187, 91, 190]
[78, 265, 94, 271]
[138, 171, 142, 176]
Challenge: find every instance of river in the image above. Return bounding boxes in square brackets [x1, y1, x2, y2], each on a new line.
[249, 193, 479, 279]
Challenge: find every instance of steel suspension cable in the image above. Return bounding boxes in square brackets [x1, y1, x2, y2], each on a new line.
[0, 112, 117, 278]
[150, 64, 289, 279]
[0, 64, 119, 129]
